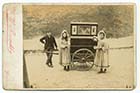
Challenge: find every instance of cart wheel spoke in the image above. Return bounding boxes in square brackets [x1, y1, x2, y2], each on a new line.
[86, 61, 93, 65]
[74, 55, 81, 59]
[84, 51, 90, 58]
[86, 55, 93, 58]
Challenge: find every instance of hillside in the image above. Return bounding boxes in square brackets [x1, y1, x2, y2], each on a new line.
[23, 5, 134, 39]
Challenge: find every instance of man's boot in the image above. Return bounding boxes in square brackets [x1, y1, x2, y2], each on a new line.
[49, 62, 53, 68]
[64, 66, 66, 70]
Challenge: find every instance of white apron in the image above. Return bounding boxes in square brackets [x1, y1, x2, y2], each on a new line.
[59, 39, 70, 66]
[94, 39, 109, 68]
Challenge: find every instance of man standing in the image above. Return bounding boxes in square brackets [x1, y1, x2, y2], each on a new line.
[40, 32, 57, 67]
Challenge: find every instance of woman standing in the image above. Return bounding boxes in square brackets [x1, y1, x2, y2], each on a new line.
[59, 30, 70, 71]
[94, 30, 109, 73]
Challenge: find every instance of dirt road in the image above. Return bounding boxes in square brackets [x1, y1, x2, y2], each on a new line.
[24, 36, 135, 90]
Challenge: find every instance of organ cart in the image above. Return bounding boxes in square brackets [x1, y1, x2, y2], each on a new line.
[70, 22, 98, 71]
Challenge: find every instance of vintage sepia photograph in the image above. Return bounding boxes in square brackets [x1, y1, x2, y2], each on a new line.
[23, 4, 135, 90]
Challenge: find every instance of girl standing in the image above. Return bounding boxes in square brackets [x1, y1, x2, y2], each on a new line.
[94, 30, 109, 73]
[59, 30, 70, 71]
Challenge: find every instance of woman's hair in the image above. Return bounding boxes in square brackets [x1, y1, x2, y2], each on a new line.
[61, 31, 68, 41]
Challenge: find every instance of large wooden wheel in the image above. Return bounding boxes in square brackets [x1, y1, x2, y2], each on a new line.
[71, 48, 95, 71]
